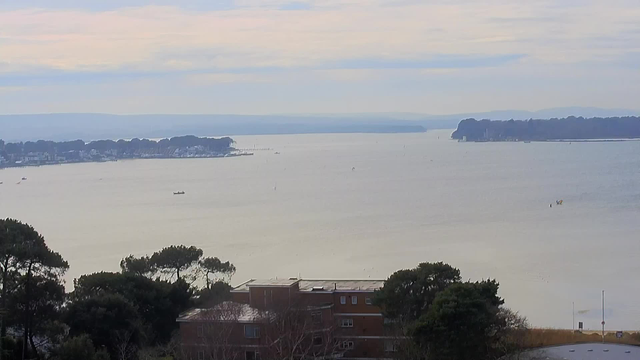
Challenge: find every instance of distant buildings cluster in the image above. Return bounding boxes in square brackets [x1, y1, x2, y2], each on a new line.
[0, 135, 243, 168]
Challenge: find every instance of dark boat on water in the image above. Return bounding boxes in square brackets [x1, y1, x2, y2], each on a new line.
[174, 191, 185, 195]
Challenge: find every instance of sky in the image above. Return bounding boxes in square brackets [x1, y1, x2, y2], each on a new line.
[0, 0, 639, 115]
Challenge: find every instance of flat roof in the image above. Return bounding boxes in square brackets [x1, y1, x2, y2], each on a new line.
[299, 280, 384, 292]
[177, 302, 265, 323]
[246, 279, 300, 287]
[232, 279, 384, 292]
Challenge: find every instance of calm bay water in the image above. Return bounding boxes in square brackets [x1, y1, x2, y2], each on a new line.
[2, 130, 640, 329]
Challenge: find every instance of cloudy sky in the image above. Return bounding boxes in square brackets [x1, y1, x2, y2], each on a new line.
[0, 0, 639, 114]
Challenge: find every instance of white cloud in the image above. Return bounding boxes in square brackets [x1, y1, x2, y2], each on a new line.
[0, 0, 639, 113]
[1, 1, 637, 73]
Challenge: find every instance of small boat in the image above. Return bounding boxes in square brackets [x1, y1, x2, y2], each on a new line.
[274, 152, 280, 155]
[21, 177, 27, 181]
[524, 141, 531, 143]
[556, 200, 563, 205]
[173, 191, 185, 195]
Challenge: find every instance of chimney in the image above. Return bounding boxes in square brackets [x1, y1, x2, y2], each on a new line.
[334, 283, 337, 290]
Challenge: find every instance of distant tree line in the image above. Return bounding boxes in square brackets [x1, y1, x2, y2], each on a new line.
[0, 136, 234, 156]
[451, 116, 640, 141]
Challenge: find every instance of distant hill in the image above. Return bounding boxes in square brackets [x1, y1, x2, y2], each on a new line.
[1, 107, 637, 141]
[0, 114, 425, 142]
[451, 116, 640, 141]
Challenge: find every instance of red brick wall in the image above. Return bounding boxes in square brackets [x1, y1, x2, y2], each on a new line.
[336, 315, 384, 337]
[333, 292, 381, 314]
[341, 338, 385, 358]
[180, 321, 265, 347]
[299, 292, 333, 306]
[249, 286, 298, 309]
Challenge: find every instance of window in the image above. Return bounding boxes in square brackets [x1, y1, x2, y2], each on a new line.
[385, 341, 400, 352]
[246, 351, 260, 360]
[340, 341, 355, 350]
[313, 335, 323, 346]
[340, 296, 346, 304]
[197, 325, 204, 337]
[384, 317, 398, 325]
[365, 297, 373, 305]
[244, 325, 260, 338]
[341, 318, 353, 327]
[311, 311, 322, 324]
[351, 296, 357, 305]
[198, 350, 205, 360]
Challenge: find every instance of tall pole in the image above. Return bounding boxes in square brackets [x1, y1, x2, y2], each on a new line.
[602, 290, 605, 344]
[572, 302, 575, 331]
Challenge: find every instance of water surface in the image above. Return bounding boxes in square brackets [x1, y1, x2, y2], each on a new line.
[1, 130, 639, 329]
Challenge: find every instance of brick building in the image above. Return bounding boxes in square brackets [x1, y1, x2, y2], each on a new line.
[178, 278, 397, 360]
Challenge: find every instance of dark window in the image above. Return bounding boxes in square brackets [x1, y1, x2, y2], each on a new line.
[385, 341, 400, 352]
[246, 351, 260, 360]
[340, 341, 354, 350]
[311, 311, 322, 324]
[313, 335, 323, 346]
[244, 325, 260, 338]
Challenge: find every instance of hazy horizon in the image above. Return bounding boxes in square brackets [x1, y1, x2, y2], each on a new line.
[2, 106, 640, 142]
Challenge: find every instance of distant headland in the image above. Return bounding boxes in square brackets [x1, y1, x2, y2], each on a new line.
[451, 116, 640, 142]
[0, 135, 249, 168]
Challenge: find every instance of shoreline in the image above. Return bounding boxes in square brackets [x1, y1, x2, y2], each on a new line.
[0, 151, 253, 170]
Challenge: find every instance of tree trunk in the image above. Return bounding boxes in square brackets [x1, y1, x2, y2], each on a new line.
[22, 262, 33, 360]
[28, 330, 40, 360]
[1, 259, 7, 338]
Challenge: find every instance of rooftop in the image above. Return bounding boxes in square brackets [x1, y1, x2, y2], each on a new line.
[177, 302, 266, 323]
[232, 279, 385, 292]
[246, 278, 300, 287]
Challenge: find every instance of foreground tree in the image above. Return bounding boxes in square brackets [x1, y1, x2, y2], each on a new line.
[411, 280, 505, 360]
[199, 257, 236, 289]
[494, 308, 530, 359]
[56, 335, 99, 360]
[9, 274, 66, 358]
[71, 271, 192, 344]
[65, 294, 144, 360]
[119, 255, 156, 278]
[0, 219, 69, 360]
[374, 262, 461, 322]
[149, 245, 203, 281]
[194, 281, 232, 308]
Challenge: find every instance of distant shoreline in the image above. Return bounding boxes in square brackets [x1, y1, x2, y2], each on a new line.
[457, 138, 640, 143]
[0, 152, 254, 170]
[452, 116, 640, 142]
[0, 135, 243, 169]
